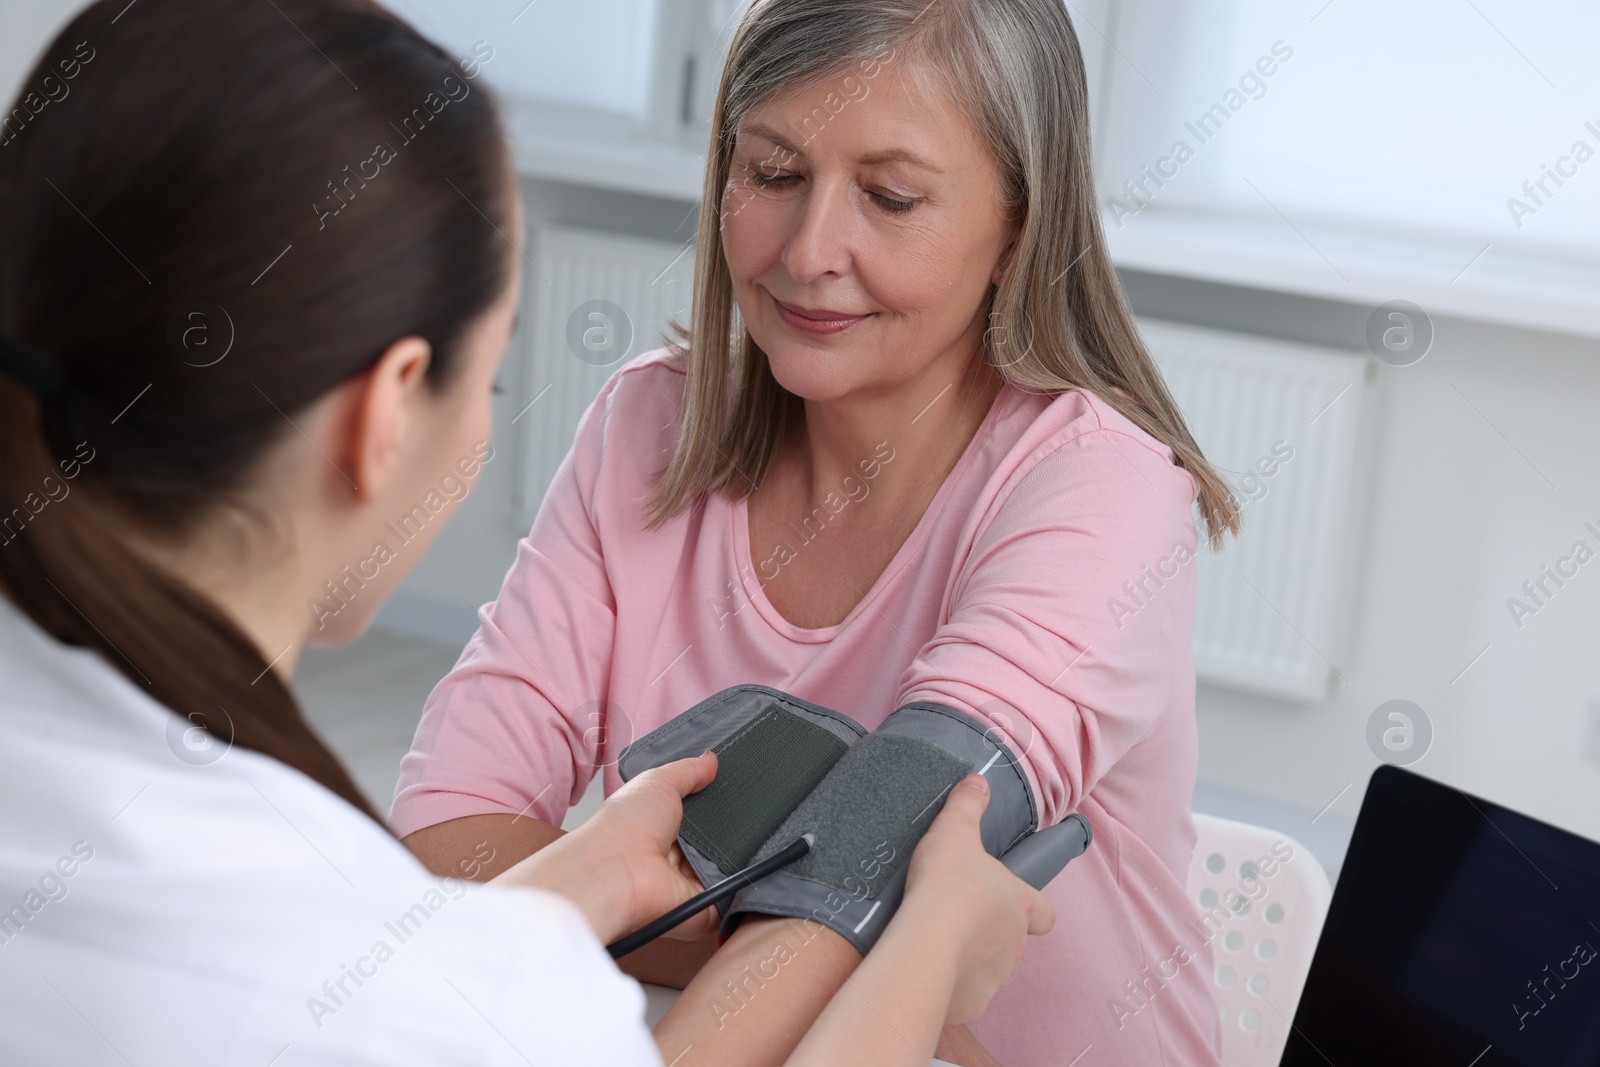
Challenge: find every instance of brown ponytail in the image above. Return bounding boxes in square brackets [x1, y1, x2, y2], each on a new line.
[0, 0, 515, 827]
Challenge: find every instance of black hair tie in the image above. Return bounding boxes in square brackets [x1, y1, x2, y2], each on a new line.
[0, 334, 67, 401]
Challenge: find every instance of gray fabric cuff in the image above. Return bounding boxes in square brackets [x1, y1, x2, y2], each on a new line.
[723, 702, 1039, 954]
[615, 684, 866, 915]
[875, 702, 1040, 858]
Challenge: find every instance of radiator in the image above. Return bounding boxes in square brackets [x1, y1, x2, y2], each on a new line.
[515, 225, 697, 529]
[1141, 318, 1376, 702]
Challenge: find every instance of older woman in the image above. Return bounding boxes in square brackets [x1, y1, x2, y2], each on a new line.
[396, 0, 1235, 1064]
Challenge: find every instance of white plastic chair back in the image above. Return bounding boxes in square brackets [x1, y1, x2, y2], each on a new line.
[1187, 813, 1333, 1067]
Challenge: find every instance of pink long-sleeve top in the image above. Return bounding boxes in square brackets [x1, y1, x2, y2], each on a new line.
[392, 347, 1222, 1067]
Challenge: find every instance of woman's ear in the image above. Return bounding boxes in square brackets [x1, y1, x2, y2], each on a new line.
[342, 335, 433, 503]
[991, 221, 1022, 288]
[990, 256, 1009, 288]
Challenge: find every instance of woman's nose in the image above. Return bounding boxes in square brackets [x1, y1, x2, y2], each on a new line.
[780, 182, 853, 283]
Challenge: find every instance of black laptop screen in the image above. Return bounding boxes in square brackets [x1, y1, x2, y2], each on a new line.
[1282, 765, 1600, 1067]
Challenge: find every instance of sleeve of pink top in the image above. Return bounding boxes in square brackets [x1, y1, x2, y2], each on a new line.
[387, 373, 623, 840]
[895, 421, 1200, 830]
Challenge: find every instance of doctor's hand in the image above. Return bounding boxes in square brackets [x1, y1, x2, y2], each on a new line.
[491, 753, 720, 945]
[901, 774, 1056, 1024]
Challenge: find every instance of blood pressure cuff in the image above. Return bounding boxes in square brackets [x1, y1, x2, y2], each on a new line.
[617, 685, 867, 897]
[616, 685, 1039, 955]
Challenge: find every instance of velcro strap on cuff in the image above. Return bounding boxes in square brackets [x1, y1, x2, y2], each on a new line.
[723, 701, 1039, 953]
[749, 732, 970, 897]
[876, 702, 1039, 855]
[679, 702, 849, 875]
[616, 684, 866, 903]
[723, 731, 972, 954]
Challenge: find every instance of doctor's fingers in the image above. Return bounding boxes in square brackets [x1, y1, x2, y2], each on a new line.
[621, 751, 720, 811]
[1021, 879, 1055, 936]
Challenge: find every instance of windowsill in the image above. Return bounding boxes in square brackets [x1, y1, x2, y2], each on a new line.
[502, 97, 705, 203]
[1105, 204, 1600, 340]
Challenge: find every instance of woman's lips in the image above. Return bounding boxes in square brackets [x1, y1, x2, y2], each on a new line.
[773, 296, 870, 336]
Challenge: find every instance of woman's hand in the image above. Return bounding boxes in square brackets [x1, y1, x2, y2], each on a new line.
[491, 752, 720, 944]
[900, 773, 1056, 1024]
[783, 775, 1054, 1066]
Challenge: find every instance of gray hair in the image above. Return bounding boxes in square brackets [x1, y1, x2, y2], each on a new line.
[648, 0, 1240, 549]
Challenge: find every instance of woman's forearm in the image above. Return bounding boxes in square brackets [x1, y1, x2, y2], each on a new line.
[401, 806, 719, 987]
[784, 893, 962, 1067]
[403, 813, 624, 940]
[402, 812, 564, 881]
[618, 935, 720, 988]
[653, 915, 862, 1067]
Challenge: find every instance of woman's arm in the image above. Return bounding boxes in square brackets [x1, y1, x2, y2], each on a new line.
[403, 761, 723, 984]
[655, 776, 1052, 1067]
[895, 428, 1201, 831]
[786, 893, 963, 1065]
[406, 755, 726, 966]
[648, 911, 1000, 1067]
[404, 812, 562, 881]
[652, 915, 862, 1067]
[786, 776, 1054, 1066]
[490, 754, 725, 946]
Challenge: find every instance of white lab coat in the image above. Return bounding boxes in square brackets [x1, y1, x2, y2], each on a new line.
[0, 594, 662, 1066]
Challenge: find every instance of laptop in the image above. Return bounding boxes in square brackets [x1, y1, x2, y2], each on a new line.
[1281, 764, 1600, 1066]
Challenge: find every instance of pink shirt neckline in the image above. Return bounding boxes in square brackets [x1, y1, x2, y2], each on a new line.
[729, 380, 1022, 644]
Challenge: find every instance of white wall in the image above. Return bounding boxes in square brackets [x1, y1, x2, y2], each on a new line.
[1212, 313, 1600, 835]
[1123, 271, 1600, 842]
[0, 0, 89, 105]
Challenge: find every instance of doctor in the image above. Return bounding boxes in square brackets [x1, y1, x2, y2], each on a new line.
[0, 0, 1051, 1064]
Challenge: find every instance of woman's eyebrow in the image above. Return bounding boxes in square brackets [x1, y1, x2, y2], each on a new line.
[739, 122, 942, 173]
[855, 146, 942, 172]
[741, 122, 804, 161]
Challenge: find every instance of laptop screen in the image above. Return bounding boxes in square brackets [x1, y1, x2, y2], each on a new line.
[1282, 765, 1600, 1066]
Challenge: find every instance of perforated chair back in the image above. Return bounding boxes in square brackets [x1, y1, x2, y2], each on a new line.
[1186, 813, 1332, 1067]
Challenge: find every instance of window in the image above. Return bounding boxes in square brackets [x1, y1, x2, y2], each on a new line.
[370, 0, 737, 198]
[1095, 0, 1600, 263]
[382, 0, 661, 121]
[383, 0, 751, 149]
